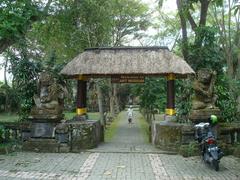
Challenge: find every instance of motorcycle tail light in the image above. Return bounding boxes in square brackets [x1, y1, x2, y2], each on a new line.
[207, 138, 215, 144]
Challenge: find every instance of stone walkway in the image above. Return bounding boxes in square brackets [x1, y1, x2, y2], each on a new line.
[0, 111, 240, 179]
[87, 110, 160, 153]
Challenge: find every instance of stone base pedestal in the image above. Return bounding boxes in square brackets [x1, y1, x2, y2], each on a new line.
[22, 139, 59, 153]
[151, 121, 196, 152]
[22, 119, 103, 153]
[30, 122, 57, 138]
[28, 115, 63, 122]
[151, 121, 182, 152]
[22, 139, 71, 153]
[189, 108, 220, 123]
[164, 115, 177, 122]
[70, 120, 102, 152]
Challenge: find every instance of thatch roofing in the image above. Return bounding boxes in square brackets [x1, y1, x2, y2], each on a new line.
[60, 47, 195, 78]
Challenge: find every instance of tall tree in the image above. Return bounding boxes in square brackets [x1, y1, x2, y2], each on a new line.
[29, 0, 150, 118]
[209, 1, 240, 116]
[210, 0, 240, 78]
[0, 0, 53, 54]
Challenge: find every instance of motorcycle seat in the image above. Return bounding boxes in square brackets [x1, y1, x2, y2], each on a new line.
[194, 122, 210, 129]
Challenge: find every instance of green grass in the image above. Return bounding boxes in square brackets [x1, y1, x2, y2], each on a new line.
[104, 114, 121, 141]
[0, 112, 100, 123]
[0, 142, 15, 148]
[0, 113, 19, 123]
[139, 115, 150, 143]
[64, 112, 100, 120]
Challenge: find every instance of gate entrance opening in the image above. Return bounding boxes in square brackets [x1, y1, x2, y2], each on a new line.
[61, 46, 195, 120]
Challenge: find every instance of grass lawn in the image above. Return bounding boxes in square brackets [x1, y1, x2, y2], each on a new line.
[0, 112, 100, 123]
[64, 112, 100, 120]
[104, 113, 121, 142]
[139, 115, 150, 143]
[0, 113, 19, 123]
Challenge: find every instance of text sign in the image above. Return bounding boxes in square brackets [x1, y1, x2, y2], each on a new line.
[111, 75, 145, 83]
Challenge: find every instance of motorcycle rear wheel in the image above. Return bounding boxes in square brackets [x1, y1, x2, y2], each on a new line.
[212, 160, 219, 171]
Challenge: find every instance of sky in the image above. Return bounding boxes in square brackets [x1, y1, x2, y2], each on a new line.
[0, 0, 177, 82]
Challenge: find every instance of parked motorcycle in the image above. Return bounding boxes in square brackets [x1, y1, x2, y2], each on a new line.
[194, 122, 224, 171]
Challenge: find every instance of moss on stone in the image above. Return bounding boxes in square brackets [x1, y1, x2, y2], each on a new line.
[178, 142, 199, 157]
[233, 144, 240, 158]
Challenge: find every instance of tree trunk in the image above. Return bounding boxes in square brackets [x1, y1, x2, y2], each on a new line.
[3, 58, 9, 112]
[113, 84, 120, 113]
[176, 0, 189, 60]
[226, 52, 234, 77]
[96, 82, 105, 126]
[199, 0, 210, 26]
[0, 39, 13, 54]
[108, 80, 115, 117]
[4, 58, 8, 86]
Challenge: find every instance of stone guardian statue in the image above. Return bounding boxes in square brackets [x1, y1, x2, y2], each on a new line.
[29, 71, 66, 121]
[189, 68, 220, 123]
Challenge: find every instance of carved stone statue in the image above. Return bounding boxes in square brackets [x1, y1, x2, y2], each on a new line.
[189, 68, 220, 123]
[192, 69, 217, 109]
[29, 71, 66, 121]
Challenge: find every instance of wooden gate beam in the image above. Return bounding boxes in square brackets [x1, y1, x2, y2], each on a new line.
[166, 74, 176, 116]
[76, 75, 87, 116]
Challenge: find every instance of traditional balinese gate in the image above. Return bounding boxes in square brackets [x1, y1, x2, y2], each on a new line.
[60, 47, 195, 121]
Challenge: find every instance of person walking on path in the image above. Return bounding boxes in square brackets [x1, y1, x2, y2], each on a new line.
[127, 106, 133, 125]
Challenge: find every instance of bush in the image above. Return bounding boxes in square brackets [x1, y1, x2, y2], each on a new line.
[215, 75, 239, 122]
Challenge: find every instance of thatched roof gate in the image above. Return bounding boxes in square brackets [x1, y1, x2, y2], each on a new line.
[60, 47, 195, 117]
[60, 47, 195, 78]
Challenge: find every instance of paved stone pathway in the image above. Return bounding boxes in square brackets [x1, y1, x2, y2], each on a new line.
[88, 110, 160, 153]
[0, 110, 240, 179]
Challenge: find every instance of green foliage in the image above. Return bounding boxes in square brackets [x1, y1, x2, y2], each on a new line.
[29, 0, 150, 63]
[188, 26, 224, 72]
[0, 84, 19, 112]
[117, 84, 132, 110]
[0, 125, 6, 143]
[111, 0, 150, 44]
[131, 77, 166, 113]
[176, 80, 193, 121]
[8, 50, 41, 119]
[29, 0, 113, 62]
[0, 0, 39, 40]
[0, 85, 6, 111]
[215, 75, 240, 122]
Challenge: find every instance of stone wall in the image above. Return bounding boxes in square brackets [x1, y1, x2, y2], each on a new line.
[151, 122, 182, 152]
[22, 120, 103, 153]
[70, 120, 102, 152]
[217, 123, 240, 156]
[151, 121, 240, 157]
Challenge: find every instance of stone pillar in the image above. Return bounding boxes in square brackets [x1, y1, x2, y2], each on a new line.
[165, 73, 176, 116]
[76, 75, 87, 116]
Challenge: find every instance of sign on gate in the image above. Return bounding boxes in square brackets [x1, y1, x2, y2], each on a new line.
[111, 75, 145, 83]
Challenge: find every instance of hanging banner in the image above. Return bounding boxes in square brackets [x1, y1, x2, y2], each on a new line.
[111, 75, 145, 83]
